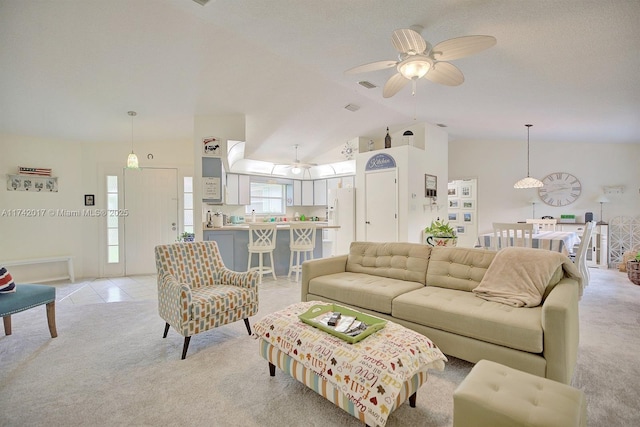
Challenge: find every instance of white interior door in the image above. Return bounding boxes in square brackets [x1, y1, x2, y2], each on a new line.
[365, 169, 398, 242]
[124, 168, 178, 275]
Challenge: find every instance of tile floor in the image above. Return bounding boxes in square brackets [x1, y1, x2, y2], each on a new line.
[53, 274, 287, 307]
[55, 275, 159, 307]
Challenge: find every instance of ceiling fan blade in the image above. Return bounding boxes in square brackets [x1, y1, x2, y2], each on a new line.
[430, 35, 496, 61]
[383, 73, 410, 98]
[425, 62, 464, 86]
[345, 60, 398, 74]
[392, 28, 427, 54]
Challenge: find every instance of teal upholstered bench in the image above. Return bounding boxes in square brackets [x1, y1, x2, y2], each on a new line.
[0, 284, 57, 338]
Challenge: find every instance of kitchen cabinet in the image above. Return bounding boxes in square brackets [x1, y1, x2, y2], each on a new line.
[301, 180, 314, 206]
[202, 157, 224, 204]
[225, 173, 251, 205]
[313, 179, 327, 206]
[293, 180, 302, 206]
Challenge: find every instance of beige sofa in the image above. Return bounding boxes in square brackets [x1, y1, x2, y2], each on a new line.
[301, 242, 581, 384]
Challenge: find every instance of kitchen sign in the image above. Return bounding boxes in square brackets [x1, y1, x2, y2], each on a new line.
[365, 153, 396, 171]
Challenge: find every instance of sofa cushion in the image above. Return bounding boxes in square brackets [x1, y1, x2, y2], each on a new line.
[392, 286, 543, 353]
[426, 247, 497, 292]
[308, 272, 424, 314]
[346, 242, 431, 285]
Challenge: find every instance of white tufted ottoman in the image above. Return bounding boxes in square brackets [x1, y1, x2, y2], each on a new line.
[453, 359, 586, 427]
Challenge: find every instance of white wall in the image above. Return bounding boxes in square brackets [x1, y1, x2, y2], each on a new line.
[355, 123, 448, 243]
[449, 139, 640, 235]
[0, 133, 193, 282]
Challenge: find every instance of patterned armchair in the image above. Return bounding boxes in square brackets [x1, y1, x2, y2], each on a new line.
[154, 241, 259, 359]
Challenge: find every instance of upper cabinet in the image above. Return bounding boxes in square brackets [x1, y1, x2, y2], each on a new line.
[313, 179, 327, 206]
[226, 173, 250, 205]
[202, 157, 224, 204]
[301, 180, 314, 206]
[293, 180, 302, 206]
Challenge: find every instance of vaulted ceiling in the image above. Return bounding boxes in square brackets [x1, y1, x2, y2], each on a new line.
[1, 0, 639, 166]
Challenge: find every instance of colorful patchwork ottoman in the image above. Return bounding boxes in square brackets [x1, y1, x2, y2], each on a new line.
[254, 301, 447, 427]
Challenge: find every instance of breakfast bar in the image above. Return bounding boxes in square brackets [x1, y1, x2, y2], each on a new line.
[203, 222, 337, 275]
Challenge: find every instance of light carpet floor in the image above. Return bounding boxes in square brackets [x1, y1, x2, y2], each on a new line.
[1, 268, 639, 426]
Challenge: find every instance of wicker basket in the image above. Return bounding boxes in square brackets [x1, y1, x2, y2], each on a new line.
[627, 261, 640, 286]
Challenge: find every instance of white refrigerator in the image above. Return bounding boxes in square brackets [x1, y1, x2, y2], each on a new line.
[327, 188, 356, 256]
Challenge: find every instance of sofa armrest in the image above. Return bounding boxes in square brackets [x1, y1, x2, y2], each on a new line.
[541, 278, 580, 384]
[218, 267, 259, 290]
[158, 273, 193, 329]
[301, 255, 348, 301]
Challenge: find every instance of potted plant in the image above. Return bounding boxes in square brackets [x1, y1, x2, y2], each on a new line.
[179, 232, 195, 243]
[424, 220, 457, 247]
[627, 250, 640, 286]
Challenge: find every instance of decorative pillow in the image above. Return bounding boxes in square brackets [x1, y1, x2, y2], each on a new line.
[0, 266, 16, 293]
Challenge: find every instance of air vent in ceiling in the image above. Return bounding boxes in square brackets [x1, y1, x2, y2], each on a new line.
[344, 104, 360, 112]
[192, 0, 211, 5]
[358, 81, 377, 89]
[436, 123, 448, 128]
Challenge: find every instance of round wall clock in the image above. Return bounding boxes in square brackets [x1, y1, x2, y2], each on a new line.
[538, 172, 582, 207]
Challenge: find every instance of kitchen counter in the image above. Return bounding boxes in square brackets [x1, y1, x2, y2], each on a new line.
[203, 223, 338, 275]
[203, 222, 338, 231]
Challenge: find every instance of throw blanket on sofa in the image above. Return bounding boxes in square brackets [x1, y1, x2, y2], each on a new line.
[473, 247, 582, 307]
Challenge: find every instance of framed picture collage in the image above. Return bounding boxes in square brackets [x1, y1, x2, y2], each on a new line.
[447, 179, 478, 247]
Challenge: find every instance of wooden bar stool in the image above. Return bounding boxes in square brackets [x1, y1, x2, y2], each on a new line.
[288, 223, 316, 282]
[247, 223, 278, 283]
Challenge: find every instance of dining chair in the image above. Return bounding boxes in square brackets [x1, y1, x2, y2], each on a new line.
[526, 218, 558, 232]
[492, 223, 534, 249]
[571, 221, 596, 287]
[288, 223, 316, 282]
[247, 223, 278, 283]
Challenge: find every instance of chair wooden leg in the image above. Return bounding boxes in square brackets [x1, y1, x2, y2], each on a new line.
[269, 252, 277, 280]
[46, 301, 58, 338]
[3, 315, 11, 336]
[244, 318, 251, 335]
[163, 322, 170, 338]
[181, 336, 191, 360]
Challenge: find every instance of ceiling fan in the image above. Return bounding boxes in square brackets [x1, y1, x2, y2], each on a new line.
[280, 144, 317, 175]
[346, 26, 496, 98]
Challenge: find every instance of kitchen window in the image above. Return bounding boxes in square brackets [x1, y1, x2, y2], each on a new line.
[245, 182, 285, 215]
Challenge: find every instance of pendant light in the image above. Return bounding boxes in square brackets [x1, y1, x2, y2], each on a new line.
[126, 111, 139, 169]
[513, 124, 543, 189]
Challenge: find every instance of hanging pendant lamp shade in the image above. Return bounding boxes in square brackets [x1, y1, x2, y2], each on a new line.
[514, 124, 543, 189]
[126, 111, 139, 169]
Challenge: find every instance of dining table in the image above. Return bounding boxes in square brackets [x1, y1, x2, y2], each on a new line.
[477, 230, 581, 256]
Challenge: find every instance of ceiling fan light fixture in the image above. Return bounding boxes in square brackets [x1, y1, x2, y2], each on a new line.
[291, 166, 302, 175]
[398, 57, 431, 80]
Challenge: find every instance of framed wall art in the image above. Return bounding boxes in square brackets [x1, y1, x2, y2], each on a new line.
[425, 174, 437, 198]
[460, 184, 472, 198]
